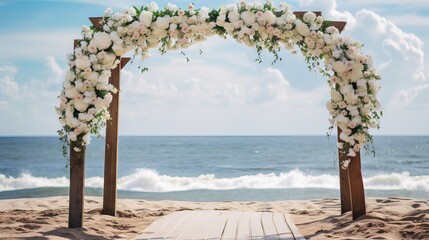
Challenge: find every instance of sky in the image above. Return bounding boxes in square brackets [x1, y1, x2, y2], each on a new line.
[0, 0, 428, 136]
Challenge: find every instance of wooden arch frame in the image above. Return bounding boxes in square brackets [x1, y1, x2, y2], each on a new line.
[68, 13, 366, 228]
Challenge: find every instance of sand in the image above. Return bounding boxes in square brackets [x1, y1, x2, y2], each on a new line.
[0, 196, 428, 239]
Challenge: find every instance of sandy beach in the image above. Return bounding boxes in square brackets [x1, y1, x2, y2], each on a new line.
[0, 196, 427, 239]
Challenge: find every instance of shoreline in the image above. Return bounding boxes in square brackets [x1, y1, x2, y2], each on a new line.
[0, 196, 428, 239]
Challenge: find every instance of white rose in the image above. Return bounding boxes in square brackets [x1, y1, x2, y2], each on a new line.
[148, 2, 158, 12]
[75, 55, 91, 69]
[139, 11, 153, 27]
[92, 32, 112, 50]
[295, 21, 310, 37]
[331, 89, 343, 102]
[332, 61, 347, 73]
[155, 16, 170, 30]
[303, 12, 317, 23]
[68, 132, 77, 142]
[94, 98, 106, 110]
[241, 11, 255, 26]
[82, 134, 91, 145]
[228, 11, 240, 23]
[166, 3, 178, 12]
[264, 11, 277, 25]
[347, 148, 356, 157]
[65, 87, 79, 99]
[74, 100, 89, 113]
[104, 93, 113, 104]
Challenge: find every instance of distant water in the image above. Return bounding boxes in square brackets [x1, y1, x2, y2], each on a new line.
[0, 136, 428, 201]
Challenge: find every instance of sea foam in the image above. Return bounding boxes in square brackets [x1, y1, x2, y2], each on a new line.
[0, 169, 428, 192]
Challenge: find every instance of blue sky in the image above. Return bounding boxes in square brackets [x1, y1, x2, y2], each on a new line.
[0, 0, 428, 136]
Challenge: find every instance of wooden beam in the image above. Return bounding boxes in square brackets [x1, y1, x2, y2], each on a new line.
[293, 11, 322, 18]
[89, 17, 103, 31]
[102, 58, 129, 216]
[68, 39, 86, 229]
[337, 127, 352, 214]
[348, 150, 366, 220]
[68, 141, 86, 228]
[329, 21, 347, 33]
[121, 58, 131, 69]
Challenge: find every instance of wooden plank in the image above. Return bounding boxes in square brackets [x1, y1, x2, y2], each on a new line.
[136, 211, 192, 239]
[137, 212, 183, 236]
[249, 212, 264, 240]
[337, 127, 352, 214]
[121, 57, 131, 68]
[261, 212, 279, 240]
[273, 213, 293, 240]
[206, 211, 229, 239]
[221, 211, 242, 240]
[68, 141, 86, 228]
[89, 17, 103, 31]
[284, 214, 306, 240]
[68, 39, 87, 229]
[165, 211, 203, 239]
[293, 11, 322, 18]
[187, 211, 221, 239]
[177, 211, 214, 240]
[236, 212, 252, 239]
[348, 150, 366, 220]
[102, 62, 121, 216]
[329, 21, 347, 33]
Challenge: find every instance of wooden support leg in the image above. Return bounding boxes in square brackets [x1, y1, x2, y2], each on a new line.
[102, 64, 121, 216]
[68, 141, 86, 228]
[102, 58, 130, 216]
[348, 150, 366, 220]
[337, 127, 352, 214]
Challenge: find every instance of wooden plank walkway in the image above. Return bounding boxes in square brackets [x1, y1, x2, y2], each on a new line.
[135, 210, 305, 240]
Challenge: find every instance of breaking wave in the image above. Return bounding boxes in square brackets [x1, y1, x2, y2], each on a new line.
[1, 169, 428, 192]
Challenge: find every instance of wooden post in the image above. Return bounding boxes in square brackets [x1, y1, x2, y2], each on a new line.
[68, 39, 86, 229]
[348, 150, 366, 220]
[102, 58, 130, 216]
[68, 141, 86, 228]
[337, 127, 352, 214]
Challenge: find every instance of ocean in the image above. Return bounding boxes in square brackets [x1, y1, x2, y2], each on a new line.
[0, 136, 428, 201]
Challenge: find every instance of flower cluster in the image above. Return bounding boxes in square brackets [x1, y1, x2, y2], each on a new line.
[56, 0, 381, 167]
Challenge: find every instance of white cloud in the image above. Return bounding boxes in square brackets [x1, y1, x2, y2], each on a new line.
[387, 15, 429, 28]
[0, 58, 64, 135]
[0, 66, 19, 98]
[0, 30, 79, 60]
[350, 9, 428, 109]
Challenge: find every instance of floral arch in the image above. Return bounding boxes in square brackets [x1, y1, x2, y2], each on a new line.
[57, 1, 381, 228]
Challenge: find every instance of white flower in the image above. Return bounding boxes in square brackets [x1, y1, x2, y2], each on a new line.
[303, 12, 316, 23]
[74, 99, 89, 112]
[148, 2, 158, 12]
[347, 148, 356, 157]
[166, 3, 178, 12]
[295, 21, 310, 37]
[332, 61, 347, 73]
[75, 55, 91, 70]
[331, 89, 343, 102]
[92, 32, 112, 50]
[264, 11, 277, 25]
[155, 16, 170, 30]
[228, 11, 240, 23]
[342, 159, 350, 169]
[82, 134, 91, 145]
[65, 87, 79, 99]
[140, 11, 153, 27]
[241, 11, 255, 26]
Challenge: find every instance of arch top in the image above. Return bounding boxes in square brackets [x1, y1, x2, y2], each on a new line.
[59, 1, 381, 170]
[88, 12, 346, 33]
